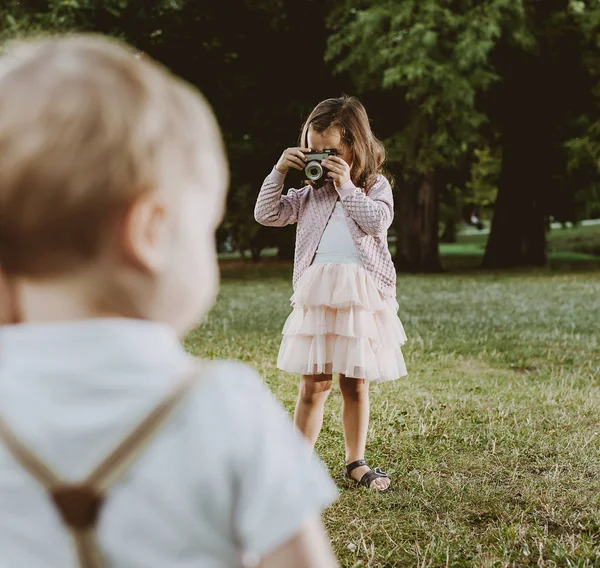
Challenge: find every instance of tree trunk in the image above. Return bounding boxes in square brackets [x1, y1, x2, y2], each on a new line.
[483, 204, 547, 268]
[250, 246, 262, 262]
[394, 172, 443, 273]
[482, 134, 548, 268]
[440, 219, 457, 244]
[483, 48, 551, 268]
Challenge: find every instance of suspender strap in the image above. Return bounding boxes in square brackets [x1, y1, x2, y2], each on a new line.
[0, 363, 206, 568]
[85, 364, 203, 491]
[0, 415, 60, 488]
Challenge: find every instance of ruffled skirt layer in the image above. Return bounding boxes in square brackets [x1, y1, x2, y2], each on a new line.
[277, 263, 408, 382]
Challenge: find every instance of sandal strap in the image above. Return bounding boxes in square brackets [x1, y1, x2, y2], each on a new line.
[358, 469, 384, 488]
[345, 459, 368, 477]
[359, 467, 390, 489]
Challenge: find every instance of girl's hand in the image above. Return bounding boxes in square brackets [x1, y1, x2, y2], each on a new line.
[322, 155, 351, 187]
[275, 147, 311, 175]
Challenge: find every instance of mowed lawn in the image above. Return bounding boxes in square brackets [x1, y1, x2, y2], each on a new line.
[185, 227, 600, 567]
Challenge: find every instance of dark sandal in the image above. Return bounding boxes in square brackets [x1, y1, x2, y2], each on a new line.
[345, 459, 391, 492]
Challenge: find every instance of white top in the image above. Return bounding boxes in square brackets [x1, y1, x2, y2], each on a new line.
[314, 201, 362, 265]
[0, 319, 337, 568]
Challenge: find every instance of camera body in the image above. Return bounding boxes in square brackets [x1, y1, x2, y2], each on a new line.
[303, 149, 337, 185]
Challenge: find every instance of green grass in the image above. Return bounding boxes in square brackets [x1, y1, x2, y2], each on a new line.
[439, 223, 600, 272]
[189, 232, 600, 567]
[449, 222, 600, 249]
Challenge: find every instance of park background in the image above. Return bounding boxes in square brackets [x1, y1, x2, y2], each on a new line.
[2, 1, 599, 566]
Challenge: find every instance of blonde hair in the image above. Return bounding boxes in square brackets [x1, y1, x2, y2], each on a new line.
[299, 96, 387, 190]
[0, 33, 225, 278]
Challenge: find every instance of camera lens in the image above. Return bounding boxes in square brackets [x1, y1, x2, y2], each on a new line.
[305, 161, 322, 181]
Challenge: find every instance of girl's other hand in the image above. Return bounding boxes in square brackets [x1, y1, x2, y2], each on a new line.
[275, 147, 311, 175]
[322, 155, 351, 187]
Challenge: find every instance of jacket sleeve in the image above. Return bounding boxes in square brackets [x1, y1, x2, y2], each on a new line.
[254, 167, 308, 227]
[336, 175, 394, 237]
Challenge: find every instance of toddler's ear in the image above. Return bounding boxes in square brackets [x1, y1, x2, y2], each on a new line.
[120, 191, 169, 274]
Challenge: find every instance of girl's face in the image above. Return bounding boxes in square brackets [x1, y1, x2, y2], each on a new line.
[307, 126, 352, 166]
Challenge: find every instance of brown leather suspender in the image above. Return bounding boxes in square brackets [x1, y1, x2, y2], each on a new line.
[0, 364, 205, 567]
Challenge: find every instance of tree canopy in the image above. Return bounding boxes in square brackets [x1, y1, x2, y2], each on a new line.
[326, 0, 600, 269]
[2, 0, 598, 269]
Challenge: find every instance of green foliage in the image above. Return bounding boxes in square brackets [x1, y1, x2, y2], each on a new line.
[0, 0, 70, 42]
[465, 146, 501, 209]
[3, 0, 598, 256]
[562, 1, 600, 218]
[0, 0, 187, 45]
[565, 0, 600, 181]
[326, 0, 528, 175]
[0, 0, 324, 258]
[327, 0, 600, 228]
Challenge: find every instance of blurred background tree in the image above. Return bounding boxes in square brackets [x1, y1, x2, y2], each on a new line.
[326, 0, 600, 270]
[2, 0, 598, 270]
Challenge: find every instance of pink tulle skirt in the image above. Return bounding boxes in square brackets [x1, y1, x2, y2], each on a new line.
[277, 263, 408, 382]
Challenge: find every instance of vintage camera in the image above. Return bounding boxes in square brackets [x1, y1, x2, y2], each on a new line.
[303, 149, 337, 184]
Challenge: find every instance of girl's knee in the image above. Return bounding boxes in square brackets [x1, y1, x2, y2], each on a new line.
[339, 375, 369, 401]
[299, 374, 332, 405]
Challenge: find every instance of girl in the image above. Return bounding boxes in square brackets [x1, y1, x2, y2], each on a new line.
[255, 96, 407, 492]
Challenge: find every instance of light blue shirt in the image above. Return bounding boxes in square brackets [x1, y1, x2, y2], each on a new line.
[0, 319, 337, 568]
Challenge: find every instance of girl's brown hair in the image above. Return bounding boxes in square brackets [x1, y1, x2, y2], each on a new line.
[299, 96, 386, 191]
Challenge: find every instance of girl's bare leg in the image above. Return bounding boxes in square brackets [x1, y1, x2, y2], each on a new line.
[339, 374, 389, 491]
[294, 374, 333, 450]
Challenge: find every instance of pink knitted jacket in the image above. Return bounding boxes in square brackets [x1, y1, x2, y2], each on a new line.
[254, 167, 397, 298]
